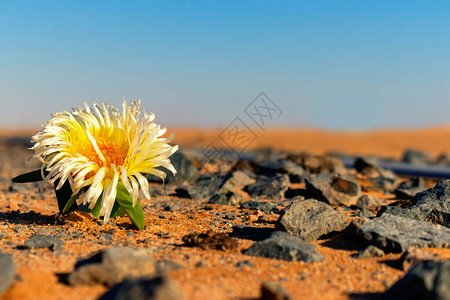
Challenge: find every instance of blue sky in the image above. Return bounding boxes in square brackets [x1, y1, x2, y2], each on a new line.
[1, 1, 450, 129]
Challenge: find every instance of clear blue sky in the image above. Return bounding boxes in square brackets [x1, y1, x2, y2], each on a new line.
[1, 1, 450, 130]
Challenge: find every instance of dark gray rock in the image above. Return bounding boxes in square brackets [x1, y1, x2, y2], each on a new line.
[240, 201, 279, 214]
[243, 231, 325, 263]
[244, 174, 290, 200]
[353, 157, 397, 181]
[69, 247, 156, 287]
[425, 209, 450, 228]
[276, 196, 306, 208]
[287, 153, 344, 174]
[395, 177, 427, 199]
[409, 180, 450, 219]
[377, 206, 424, 221]
[236, 260, 254, 268]
[353, 209, 375, 218]
[24, 234, 64, 251]
[257, 159, 306, 183]
[276, 199, 348, 241]
[260, 281, 292, 300]
[354, 245, 385, 259]
[370, 176, 398, 193]
[147, 150, 199, 185]
[206, 171, 255, 205]
[382, 260, 450, 300]
[436, 153, 450, 166]
[395, 187, 427, 200]
[208, 191, 243, 206]
[402, 149, 431, 165]
[305, 173, 361, 206]
[98, 276, 184, 300]
[356, 214, 450, 253]
[219, 170, 256, 191]
[0, 252, 15, 297]
[356, 195, 382, 210]
[175, 173, 223, 200]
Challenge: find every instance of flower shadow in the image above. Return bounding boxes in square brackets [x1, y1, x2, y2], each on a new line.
[0, 210, 58, 226]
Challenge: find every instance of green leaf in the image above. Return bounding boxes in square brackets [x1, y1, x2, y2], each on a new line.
[110, 202, 126, 218]
[85, 194, 103, 218]
[115, 182, 145, 230]
[62, 191, 81, 214]
[54, 179, 77, 213]
[12, 169, 48, 183]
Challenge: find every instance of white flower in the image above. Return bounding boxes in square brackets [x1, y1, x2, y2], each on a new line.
[31, 100, 178, 223]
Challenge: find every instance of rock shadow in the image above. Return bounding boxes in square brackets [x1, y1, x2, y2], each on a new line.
[348, 292, 382, 299]
[319, 236, 367, 251]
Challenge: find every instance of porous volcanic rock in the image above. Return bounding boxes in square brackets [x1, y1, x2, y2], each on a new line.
[244, 174, 290, 200]
[276, 199, 349, 241]
[69, 247, 157, 287]
[98, 276, 184, 300]
[382, 260, 450, 300]
[243, 231, 325, 263]
[356, 214, 450, 253]
[305, 173, 361, 206]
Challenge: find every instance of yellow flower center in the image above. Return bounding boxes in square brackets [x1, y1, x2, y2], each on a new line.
[78, 137, 128, 167]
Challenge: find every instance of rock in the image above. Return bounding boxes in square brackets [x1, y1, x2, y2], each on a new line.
[354, 245, 385, 259]
[182, 231, 238, 251]
[236, 260, 254, 268]
[155, 260, 183, 274]
[408, 180, 450, 219]
[402, 149, 431, 165]
[355, 195, 382, 210]
[287, 153, 344, 174]
[276, 199, 349, 241]
[231, 159, 255, 173]
[24, 234, 64, 251]
[257, 159, 306, 183]
[276, 196, 305, 208]
[175, 173, 223, 200]
[395, 177, 427, 199]
[399, 248, 440, 271]
[68, 247, 156, 287]
[353, 157, 397, 180]
[147, 150, 199, 185]
[305, 173, 361, 206]
[244, 174, 290, 200]
[356, 214, 450, 253]
[353, 209, 375, 218]
[0, 252, 15, 297]
[425, 209, 450, 228]
[240, 201, 280, 214]
[243, 231, 325, 263]
[377, 206, 424, 221]
[208, 191, 243, 206]
[382, 260, 450, 300]
[260, 281, 292, 300]
[370, 176, 397, 193]
[436, 153, 450, 166]
[219, 170, 256, 191]
[395, 187, 427, 200]
[98, 276, 184, 300]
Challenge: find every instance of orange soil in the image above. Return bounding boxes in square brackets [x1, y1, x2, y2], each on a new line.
[0, 127, 450, 300]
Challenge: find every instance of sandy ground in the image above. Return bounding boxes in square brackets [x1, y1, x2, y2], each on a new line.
[172, 126, 450, 159]
[1, 127, 450, 300]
